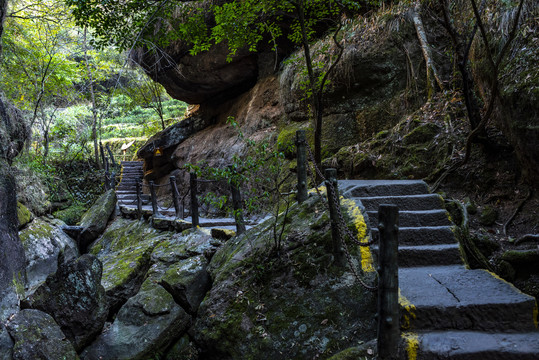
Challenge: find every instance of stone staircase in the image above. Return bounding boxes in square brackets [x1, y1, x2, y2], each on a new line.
[339, 180, 539, 360]
[116, 161, 149, 207]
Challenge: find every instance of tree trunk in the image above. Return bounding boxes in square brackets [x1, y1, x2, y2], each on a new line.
[411, 2, 444, 97]
[83, 27, 100, 168]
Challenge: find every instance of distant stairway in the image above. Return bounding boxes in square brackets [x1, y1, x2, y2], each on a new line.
[116, 161, 148, 207]
[339, 180, 539, 360]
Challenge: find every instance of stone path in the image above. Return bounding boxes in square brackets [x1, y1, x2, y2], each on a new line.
[116, 161, 237, 229]
[339, 180, 539, 360]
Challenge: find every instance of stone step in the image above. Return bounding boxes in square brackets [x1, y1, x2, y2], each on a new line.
[400, 331, 539, 360]
[367, 210, 451, 228]
[339, 180, 429, 197]
[119, 179, 141, 184]
[353, 194, 444, 211]
[121, 161, 143, 165]
[378, 244, 462, 267]
[117, 194, 150, 200]
[371, 226, 456, 246]
[399, 266, 538, 332]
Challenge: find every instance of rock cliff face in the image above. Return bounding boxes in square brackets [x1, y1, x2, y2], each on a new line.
[140, 15, 427, 191]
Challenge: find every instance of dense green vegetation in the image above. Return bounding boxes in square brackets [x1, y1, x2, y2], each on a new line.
[0, 0, 188, 218]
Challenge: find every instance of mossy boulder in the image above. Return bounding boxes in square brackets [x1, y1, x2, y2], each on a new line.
[500, 249, 539, 279]
[22, 254, 108, 351]
[149, 255, 211, 314]
[479, 205, 498, 226]
[19, 217, 79, 291]
[192, 195, 377, 359]
[6, 309, 79, 360]
[150, 228, 222, 264]
[81, 279, 191, 360]
[89, 219, 171, 315]
[79, 189, 117, 250]
[17, 202, 33, 229]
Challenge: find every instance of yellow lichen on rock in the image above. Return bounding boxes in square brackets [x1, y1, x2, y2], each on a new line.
[341, 197, 375, 273]
[402, 332, 419, 360]
[399, 289, 416, 330]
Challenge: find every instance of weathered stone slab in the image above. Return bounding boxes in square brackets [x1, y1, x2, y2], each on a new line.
[19, 217, 79, 291]
[23, 254, 108, 351]
[80, 280, 191, 360]
[6, 309, 79, 360]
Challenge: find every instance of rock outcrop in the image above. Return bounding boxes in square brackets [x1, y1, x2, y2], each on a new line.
[192, 194, 376, 359]
[79, 189, 117, 251]
[6, 309, 79, 360]
[22, 254, 108, 351]
[81, 279, 191, 360]
[89, 218, 170, 315]
[19, 217, 79, 291]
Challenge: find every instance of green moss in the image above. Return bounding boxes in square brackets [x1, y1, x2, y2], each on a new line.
[276, 123, 312, 159]
[53, 203, 87, 225]
[479, 205, 498, 226]
[19, 219, 55, 245]
[17, 202, 33, 228]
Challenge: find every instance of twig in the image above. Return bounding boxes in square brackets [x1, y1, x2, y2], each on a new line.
[514, 234, 539, 246]
[503, 188, 532, 235]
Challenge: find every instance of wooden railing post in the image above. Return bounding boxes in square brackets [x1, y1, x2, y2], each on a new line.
[136, 182, 142, 220]
[106, 143, 117, 168]
[104, 171, 110, 191]
[377, 204, 399, 360]
[230, 181, 246, 235]
[150, 181, 160, 217]
[324, 168, 345, 266]
[295, 130, 308, 203]
[110, 172, 116, 190]
[189, 172, 199, 228]
[100, 142, 106, 170]
[170, 176, 182, 218]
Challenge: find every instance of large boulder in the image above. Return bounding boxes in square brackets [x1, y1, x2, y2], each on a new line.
[192, 195, 377, 359]
[81, 279, 192, 360]
[133, 39, 258, 105]
[19, 217, 79, 292]
[79, 189, 117, 250]
[22, 254, 108, 351]
[149, 255, 211, 314]
[5, 309, 79, 360]
[89, 219, 172, 315]
[136, 114, 214, 181]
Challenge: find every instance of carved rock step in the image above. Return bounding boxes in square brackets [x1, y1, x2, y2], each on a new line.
[371, 226, 456, 246]
[352, 194, 445, 211]
[399, 266, 538, 332]
[367, 209, 451, 228]
[400, 331, 539, 360]
[372, 244, 462, 267]
[339, 179, 429, 197]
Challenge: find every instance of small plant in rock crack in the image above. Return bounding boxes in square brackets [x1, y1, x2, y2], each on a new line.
[184, 116, 293, 249]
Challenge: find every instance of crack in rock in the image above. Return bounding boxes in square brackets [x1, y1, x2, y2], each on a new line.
[429, 273, 461, 302]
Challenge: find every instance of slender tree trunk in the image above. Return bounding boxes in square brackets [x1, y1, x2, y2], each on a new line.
[83, 27, 100, 168]
[296, 0, 322, 168]
[411, 2, 444, 98]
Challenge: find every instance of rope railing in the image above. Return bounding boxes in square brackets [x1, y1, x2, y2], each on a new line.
[296, 129, 399, 358]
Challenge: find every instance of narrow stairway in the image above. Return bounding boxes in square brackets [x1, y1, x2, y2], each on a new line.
[339, 180, 539, 360]
[116, 161, 147, 207]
